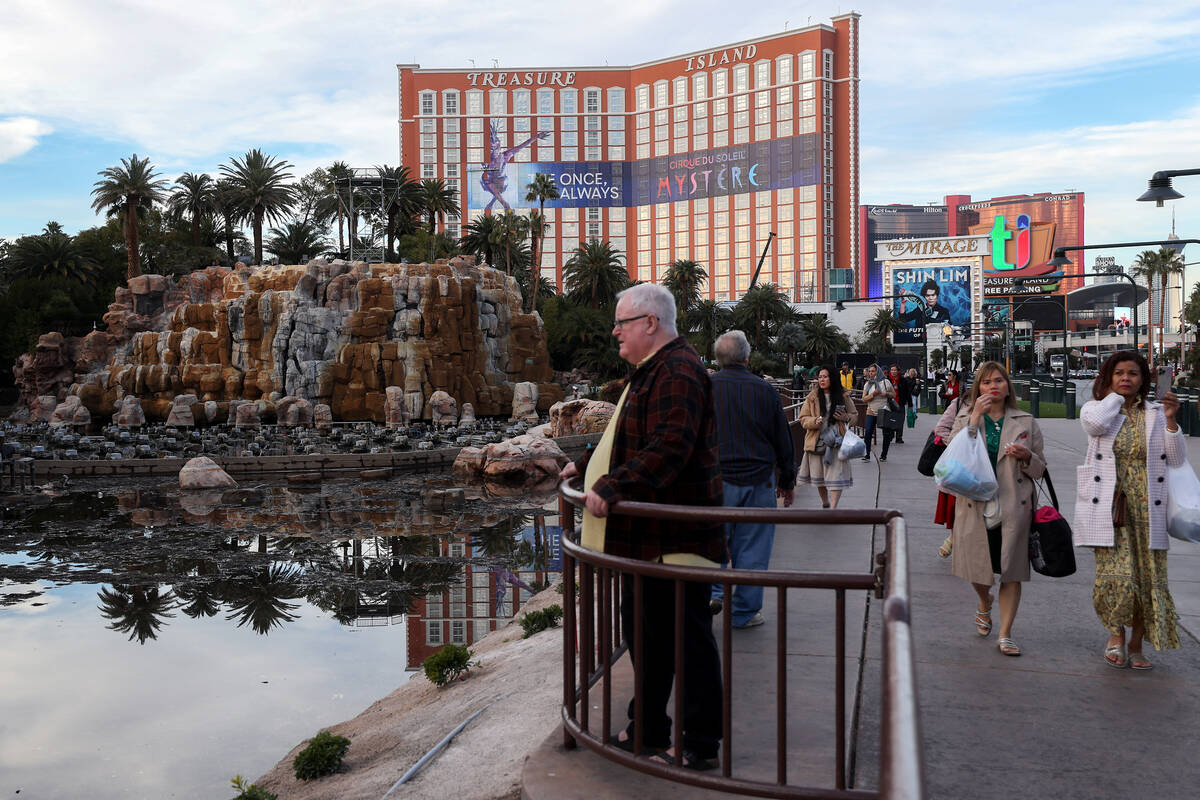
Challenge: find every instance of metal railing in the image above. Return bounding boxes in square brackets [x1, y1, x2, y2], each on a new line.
[558, 483, 924, 799]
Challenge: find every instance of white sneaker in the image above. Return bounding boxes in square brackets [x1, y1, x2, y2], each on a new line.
[736, 612, 765, 629]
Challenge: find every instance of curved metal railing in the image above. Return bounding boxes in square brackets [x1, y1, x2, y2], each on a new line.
[558, 481, 923, 799]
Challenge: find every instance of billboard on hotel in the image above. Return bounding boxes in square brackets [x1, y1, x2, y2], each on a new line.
[891, 264, 971, 344]
[468, 132, 819, 211]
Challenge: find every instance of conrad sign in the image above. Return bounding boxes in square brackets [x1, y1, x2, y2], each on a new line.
[877, 235, 989, 261]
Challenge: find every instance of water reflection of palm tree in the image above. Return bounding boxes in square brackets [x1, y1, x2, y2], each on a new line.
[175, 582, 223, 618]
[97, 584, 177, 644]
[224, 563, 303, 635]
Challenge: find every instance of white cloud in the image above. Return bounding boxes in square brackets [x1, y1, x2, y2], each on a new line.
[0, 116, 52, 162]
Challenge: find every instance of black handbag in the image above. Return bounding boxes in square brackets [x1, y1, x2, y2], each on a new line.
[917, 431, 945, 476]
[1029, 472, 1076, 578]
[880, 403, 904, 431]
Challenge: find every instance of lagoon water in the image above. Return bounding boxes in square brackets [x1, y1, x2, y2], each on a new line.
[0, 476, 560, 799]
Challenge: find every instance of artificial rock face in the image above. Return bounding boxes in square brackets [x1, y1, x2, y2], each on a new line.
[29, 258, 561, 423]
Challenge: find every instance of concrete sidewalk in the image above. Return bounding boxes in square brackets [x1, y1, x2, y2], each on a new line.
[523, 413, 1200, 799]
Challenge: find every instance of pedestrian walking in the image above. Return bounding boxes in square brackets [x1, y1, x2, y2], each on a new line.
[796, 366, 856, 508]
[948, 361, 1045, 657]
[861, 364, 896, 461]
[888, 364, 907, 443]
[1074, 351, 1184, 670]
[940, 370, 961, 411]
[708, 330, 797, 628]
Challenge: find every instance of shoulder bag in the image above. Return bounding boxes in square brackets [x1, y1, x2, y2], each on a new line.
[917, 431, 945, 476]
[1029, 472, 1076, 577]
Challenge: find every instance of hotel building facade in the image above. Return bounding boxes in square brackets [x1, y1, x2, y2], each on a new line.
[398, 15, 861, 302]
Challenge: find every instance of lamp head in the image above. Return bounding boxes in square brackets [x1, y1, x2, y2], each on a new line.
[834, 300, 845, 312]
[1046, 250, 1073, 268]
[1138, 174, 1184, 207]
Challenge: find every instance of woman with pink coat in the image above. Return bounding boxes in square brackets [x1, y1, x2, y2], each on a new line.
[1075, 351, 1184, 669]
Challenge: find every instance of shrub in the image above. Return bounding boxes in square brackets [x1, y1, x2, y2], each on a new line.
[422, 644, 480, 687]
[520, 604, 564, 639]
[292, 730, 351, 781]
[230, 775, 277, 800]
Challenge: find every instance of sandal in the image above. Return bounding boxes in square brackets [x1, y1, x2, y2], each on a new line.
[938, 536, 953, 559]
[1128, 650, 1153, 670]
[649, 747, 719, 772]
[998, 637, 1021, 656]
[1103, 643, 1127, 669]
[974, 595, 993, 637]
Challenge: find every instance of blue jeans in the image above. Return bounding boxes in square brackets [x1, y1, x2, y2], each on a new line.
[711, 479, 777, 626]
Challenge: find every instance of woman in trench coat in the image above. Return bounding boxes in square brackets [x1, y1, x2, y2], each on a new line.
[948, 361, 1046, 656]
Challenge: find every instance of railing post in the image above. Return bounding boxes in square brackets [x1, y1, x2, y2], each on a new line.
[561, 493, 578, 749]
[1030, 380, 1040, 418]
[1190, 389, 1200, 437]
[1065, 382, 1077, 420]
[1180, 390, 1193, 435]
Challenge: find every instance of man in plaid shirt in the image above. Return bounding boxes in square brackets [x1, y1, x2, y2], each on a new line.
[561, 282, 725, 770]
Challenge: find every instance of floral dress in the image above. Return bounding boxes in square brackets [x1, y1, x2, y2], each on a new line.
[1092, 404, 1180, 650]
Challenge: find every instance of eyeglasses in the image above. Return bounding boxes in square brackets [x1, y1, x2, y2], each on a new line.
[613, 313, 650, 330]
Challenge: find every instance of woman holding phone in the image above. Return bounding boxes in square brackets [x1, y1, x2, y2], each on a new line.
[1076, 352, 1184, 669]
[797, 366, 856, 508]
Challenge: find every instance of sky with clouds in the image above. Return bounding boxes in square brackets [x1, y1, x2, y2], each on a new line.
[2, 0, 1200, 270]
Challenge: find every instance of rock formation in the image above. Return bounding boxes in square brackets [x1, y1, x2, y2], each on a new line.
[313, 403, 333, 430]
[452, 433, 568, 484]
[166, 394, 199, 426]
[114, 396, 146, 427]
[549, 399, 617, 437]
[511, 382, 539, 423]
[31, 395, 57, 423]
[14, 258, 562, 424]
[178, 456, 237, 489]
[428, 390, 457, 427]
[459, 403, 476, 425]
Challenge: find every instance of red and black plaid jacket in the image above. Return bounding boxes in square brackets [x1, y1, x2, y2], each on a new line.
[574, 336, 726, 563]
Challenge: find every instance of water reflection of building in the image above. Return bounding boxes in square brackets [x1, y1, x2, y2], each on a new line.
[406, 523, 561, 670]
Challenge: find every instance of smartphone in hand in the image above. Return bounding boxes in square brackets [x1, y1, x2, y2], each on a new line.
[1156, 366, 1174, 398]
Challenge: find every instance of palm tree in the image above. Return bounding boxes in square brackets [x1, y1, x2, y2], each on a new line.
[326, 161, 352, 254]
[210, 178, 243, 263]
[685, 299, 731, 361]
[417, 179, 460, 261]
[563, 240, 629, 309]
[266, 221, 328, 264]
[798, 314, 851, 364]
[167, 172, 215, 247]
[221, 148, 296, 265]
[460, 215, 502, 267]
[662, 258, 708, 315]
[224, 564, 304, 635]
[7, 224, 102, 284]
[776, 322, 806, 372]
[524, 173, 560, 280]
[860, 307, 901, 354]
[494, 211, 530, 276]
[731, 283, 795, 353]
[375, 164, 421, 260]
[1131, 247, 1186, 366]
[97, 584, 177, 644]
[90, 154, 169, 280]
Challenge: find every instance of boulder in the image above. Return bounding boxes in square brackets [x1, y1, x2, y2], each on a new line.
[31, 395, 57, 423]
[511, 381, 539, 423]
[276, 396, 313, 427]
[49, 396, 84, 427]
[313, 403, 333, 429]
[71, 405, 91, 426]
[385, 385, 406, 427]
[549, 399, 618, 437]
[452, 446, 486, 478]
[179, 456, 237, 489]
[114, 396, 146, 427]
[476, 434, 568, 483]
[235, 402, 261, 428]
[166, 394, 199, 426]
[428, 390, 457, 427]
[459, 402, 476, 425]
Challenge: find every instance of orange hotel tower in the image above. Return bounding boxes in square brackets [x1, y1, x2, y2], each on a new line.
[397, 14, 860, 302]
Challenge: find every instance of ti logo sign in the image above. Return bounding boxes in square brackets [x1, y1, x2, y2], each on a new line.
[988, 214, 1031, 271]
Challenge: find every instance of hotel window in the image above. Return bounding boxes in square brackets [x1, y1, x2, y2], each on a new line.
[654, 124, 668, 141]
[714, 196, 729, 211]
[607, 146, 624, 160]
[755, 107, 771, 124]
[421, 149, 436, 163]
[734, 193, 749, 209]
[654, 140, 669, 157]
[693, 134, 708, 150]
[716, 275, 729, 292]
[608, 116, 625, 130]
[607, 129, 624, 146]
[713, 98, 728, 115]
[467, 148, 483, 163]
[514, 117, 530, 132]
[776, 103, 793, 121]
[779, 238, 795, 255]
[537, 147, 554, 161]
[674, 76, 688, 104]
[655, 217, 669, 233]
[563, 222, 579, 237]
[466, 90, 483, 114]
[512, 89, 530, 114]
[585, 115, 601, 130]
[538, 116, 554, 131]
[609, 221, 625, 236]
[560, 89, 576, 114]
[451, 621, 466, 644]
[733, 64, 749, 92]
[656, 234, 670, 249]
[756, 222, 771, 240]
[537, 89, 554, 113]
[444, 118, 460, 132]
[800, 51, 816, 80]
[672, 121, 688, 138]
[636, 112, 650, 127]
[713, 116, 728, 132]
[734, 111, 750, 128]
[654, 80, 668, 107]
[754, 124, 770, 141]
[445, 163, 459, 178]
[421, 164, 435, 178]
[778, 85, 793, 103]
[518, 145, 533, 162]
[799, 117, 816, 134]
[421, 133, 436, 148]
[694, 245, 709, 260]
[444, 91, 459, 115]
[466, 132, 484, 149]
[607, 88, 624, 112]
[420, 91, 435, 115]
[694, 228, 708, 245]
[635, 128, 649, 144]
[801, 83, 816, 100]
[636, 144, 650, 159]
[777, 55, 792, 84]
[636, 85, 650, 111]
[715, 227, 729, 243]
[734, 94, 749, 112]
[692, 117, 708, 135]
[693, 100, 707, 116]
[467, 117, 484, 132]
[426, 622, 443, 645]
[800, 99, 816, 117]
[585, 130, 600, 147]
[537, 132, 555, 146]
[755, 191, 770, 207]
[420, 118, 436, 133]
[716, 244, 729, 260]
[736, 242, 751, 259]
[561, 116, 577, 130]
[692, 72, 707, 99]
[735, 209, 750, 226]
[585, 147, 601, 161]
[673, 105, 687, 122]
[587, 222, 601, 240]
[694, 213, 708, 229]
[755, 61, 770, 88]
[654, 109, 668, 125]
[443, 132, 459, 148]
[756, 90, 770, 108]
[637, 219, 651, 236]
[713, 69, 727, 96]
[675, 216, 689, 232]
[585, 88, 601, 113]
[638, 265, 652, 281]
[823, 50, 834, 78]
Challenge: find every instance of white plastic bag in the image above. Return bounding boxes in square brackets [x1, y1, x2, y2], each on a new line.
[838, 428, 866, 461]
[933, 428, 998, 501]
[1166, 462, 1200, 543]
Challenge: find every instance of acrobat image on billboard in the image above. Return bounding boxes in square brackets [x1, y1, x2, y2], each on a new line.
[891, 265, 971, 344]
